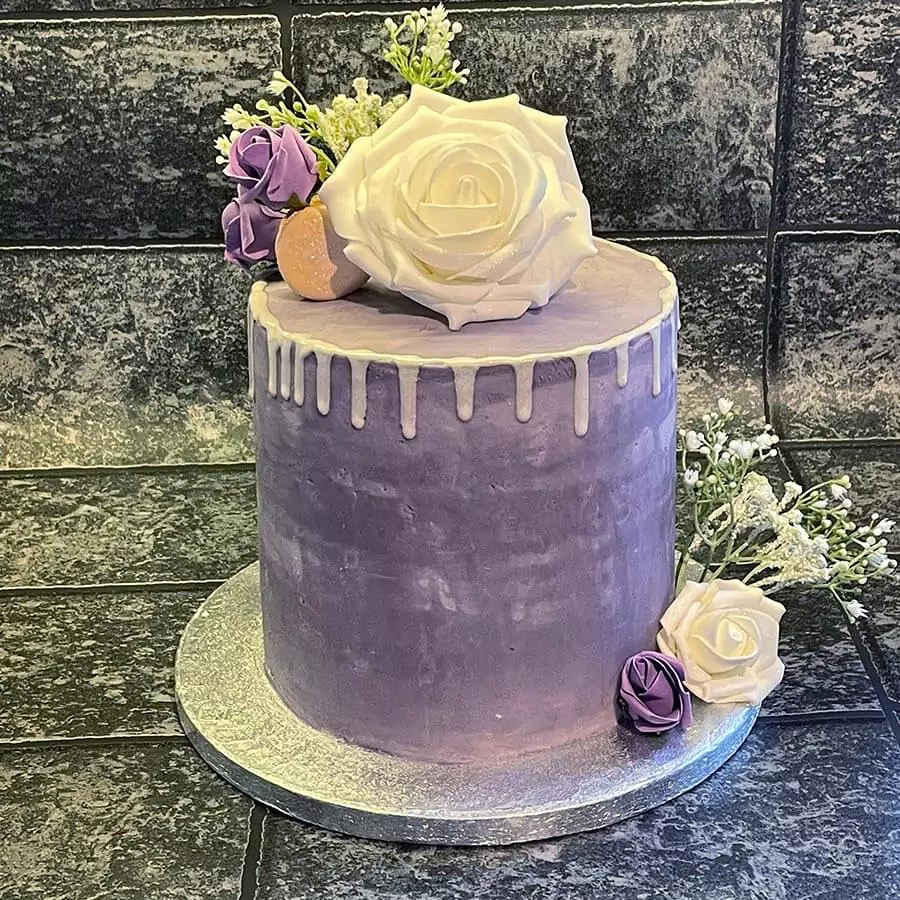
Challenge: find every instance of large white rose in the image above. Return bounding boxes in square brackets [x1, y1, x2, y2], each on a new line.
[318, 85, 597, 330]
[657, 579, 786, 705]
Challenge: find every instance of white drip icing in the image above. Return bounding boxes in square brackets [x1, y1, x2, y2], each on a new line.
[572, 354, 590, 437]
[279, 339, 292, 400]
[615, 343, 630, 388]
[397, 364, 419, 439]
[266, 332, 280, 397]
[292, 348, 309, 406]
[670, 301, 679, 374]
[247, 302, 256, 397]
[514, 361, 534, 423]
[249, 260, 678, 437]
[649, 324, 662, 397]
[350, 358, 369, 429]
[452, 366, 477, 422]
[315, 352, 333, 415]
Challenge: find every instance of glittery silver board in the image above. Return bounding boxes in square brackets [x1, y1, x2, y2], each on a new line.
[176, 564, 758, 846]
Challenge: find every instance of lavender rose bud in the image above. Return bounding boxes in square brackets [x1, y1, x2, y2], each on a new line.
[222, 195, 285, 269]
[224, 125, 318, 209]
[616, 650, 693, 735]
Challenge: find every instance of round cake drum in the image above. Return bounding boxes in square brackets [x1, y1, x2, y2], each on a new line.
[176, 564, 758, 846]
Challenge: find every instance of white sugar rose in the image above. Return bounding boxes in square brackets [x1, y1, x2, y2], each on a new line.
[657, 579, 786, 705]
[318, 85, 597, 330]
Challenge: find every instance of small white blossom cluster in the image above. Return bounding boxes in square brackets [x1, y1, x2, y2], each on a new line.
[677, 399, 897, 622]
[213, 7, 469, 179]
[305, 78, 408, 163]
[384, 5, 469, 92]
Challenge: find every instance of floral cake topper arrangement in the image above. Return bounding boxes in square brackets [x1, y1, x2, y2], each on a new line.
[216, 5, 596, 328]
[617, 399, 897, 734]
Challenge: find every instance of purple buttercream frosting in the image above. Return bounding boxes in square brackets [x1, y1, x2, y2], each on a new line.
[617, 650, 693, 734]
[224, 125, 318, 209]
[222, 195, 284, 268]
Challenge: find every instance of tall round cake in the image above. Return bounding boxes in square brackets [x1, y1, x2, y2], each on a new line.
[250, 238, 678, 762]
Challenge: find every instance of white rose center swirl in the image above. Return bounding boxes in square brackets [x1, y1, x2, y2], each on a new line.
[319, 86, 597, 329]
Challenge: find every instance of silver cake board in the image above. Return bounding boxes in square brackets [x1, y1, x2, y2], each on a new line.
[175, 563, 758, 846]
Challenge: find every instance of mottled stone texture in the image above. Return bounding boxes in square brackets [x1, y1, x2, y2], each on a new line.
[0, 470, 257, 588]
[625, 238, 767, 420]
[256, 722, 900, 900]
[855, 577, 900, 704]
[293, 6, 779, 232]
[0, 590, 203, 741]
[0, 743, 251, 900]
[0, 18, 279, 240]
[0, 249, 253, 467]
[761, 586, 880, 716]
[771, 234, 900, 439]
[1, 0, 265, 9]
[788, 444, 900, 554]
[782, 0, 900, 225]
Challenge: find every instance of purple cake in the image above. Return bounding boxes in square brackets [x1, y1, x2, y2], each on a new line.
[250, 238, 678, 762]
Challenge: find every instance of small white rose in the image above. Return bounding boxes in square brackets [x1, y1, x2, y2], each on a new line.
[657, 579, 786, 705]
[319, 85, 597, 329]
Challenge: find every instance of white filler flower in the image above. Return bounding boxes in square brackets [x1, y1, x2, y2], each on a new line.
[318, 84, 597, 329]
[658, 579, 786, 705]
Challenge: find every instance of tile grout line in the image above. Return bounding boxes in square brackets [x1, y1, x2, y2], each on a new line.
[761, 0, 798, 431]
[239, 803, 268, 900]
[0, 579, 229, 598]
[843, 622, 900, 748]
[0, 461, 256, 479]
[0, 733, 189, 751]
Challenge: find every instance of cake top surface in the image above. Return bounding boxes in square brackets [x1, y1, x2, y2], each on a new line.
[252, 239, 677, 366]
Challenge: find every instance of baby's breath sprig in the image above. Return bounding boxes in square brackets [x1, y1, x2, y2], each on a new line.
[677, 399, 897, 621]
[383, 5, 469, 92]
[214, 72, 407, 180]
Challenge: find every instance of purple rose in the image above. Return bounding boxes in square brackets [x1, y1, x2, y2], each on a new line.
[616, 650, 693, 735]
[222, 194, 285, 269]
[224, 125, 318, 209]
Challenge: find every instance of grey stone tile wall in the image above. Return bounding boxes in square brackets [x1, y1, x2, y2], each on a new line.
[0, 470, 257, 587]
[0, 590, 203, 740]
[625, 237, 767, 420]
[0, 742, 252, 899]
[781, 0, 900, 226]
[0, 18, 280, 241]
[293, 5, 780, 233]
[0, 247, 253, 468]
[770, 232, 900, 439]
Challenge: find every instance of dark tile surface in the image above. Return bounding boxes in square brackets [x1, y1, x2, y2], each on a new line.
[0, 742, 251, 899]
[761, 586, 880, 716]
[853, 576, 900, 706]
[2, 0, 265, 8]
[0, 248, 253, 468]
[256, 721, 900, 900]
[771, 233, 900, 439]
[0, 18, 279, 240]
[782, 0, 900, 226]
[0, 470, 257, 588]
[293, 5, 779, 232]
[625, 237, 767, 421]
[0, 590, 203, 741]
[788, 444, 900, 554]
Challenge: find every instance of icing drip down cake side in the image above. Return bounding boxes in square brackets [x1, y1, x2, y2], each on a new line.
[250, 239, 679, 762]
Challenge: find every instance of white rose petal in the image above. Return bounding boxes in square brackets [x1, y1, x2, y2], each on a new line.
[657, 579, 786, 705]
[319, 85, 597, 329]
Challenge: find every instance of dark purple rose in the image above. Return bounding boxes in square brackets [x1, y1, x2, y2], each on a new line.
[222, 194, 285, 269]
[224, 125, 318, 209]
[616, 650, 693, 735]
